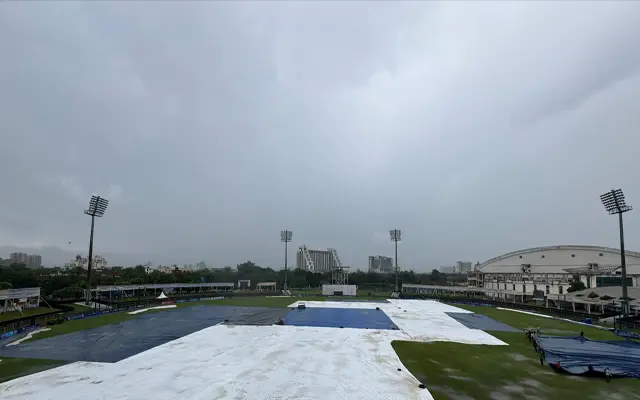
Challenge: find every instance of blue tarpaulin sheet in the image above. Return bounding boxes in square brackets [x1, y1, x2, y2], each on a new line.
[283, 308, 398, 330]
[0, 306, 288, 363]
[445, 312, 520, 332]
[536, 335, 640, 378]
[612, 329, 640, 340]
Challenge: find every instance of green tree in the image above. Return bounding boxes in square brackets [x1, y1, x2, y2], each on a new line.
[567, 280, 586, 293]
[430, 269, 442, 282]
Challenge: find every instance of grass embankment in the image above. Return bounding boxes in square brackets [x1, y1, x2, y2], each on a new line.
[0, 307, 61, 323]
[393, 305, 640, 400]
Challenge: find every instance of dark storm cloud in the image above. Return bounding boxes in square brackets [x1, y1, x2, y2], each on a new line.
[1, 1, 639, 269]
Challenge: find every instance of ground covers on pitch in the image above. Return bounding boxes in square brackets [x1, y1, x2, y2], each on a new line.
[393, 306, 640, 400]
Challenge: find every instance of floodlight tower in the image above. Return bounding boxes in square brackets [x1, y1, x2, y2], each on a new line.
[389, 229, 402, 293]
[600, 189, 633, 317]
[84, 195, 109, 305]
[280, 230, 293, 291]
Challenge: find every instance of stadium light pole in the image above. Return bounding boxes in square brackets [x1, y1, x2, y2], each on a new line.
[84, 195, 109, 305]
[389, 229, 402, 293]
[280, 230, 293, 291]
[600, 189, 632, 317]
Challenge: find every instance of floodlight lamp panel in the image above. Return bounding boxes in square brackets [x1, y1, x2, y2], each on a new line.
[280, 230, 292, 242]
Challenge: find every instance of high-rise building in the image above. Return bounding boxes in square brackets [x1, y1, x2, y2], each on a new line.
[26, 254, 42, 269]
[64, 254, 107, 270]
[10, 252, 28, 265]
[296, 246, 342, 273]
[368, 256, 394, 273]
[455, 261, 472, 273]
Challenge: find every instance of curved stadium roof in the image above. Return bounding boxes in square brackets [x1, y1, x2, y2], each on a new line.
[478, 245, 640, 271]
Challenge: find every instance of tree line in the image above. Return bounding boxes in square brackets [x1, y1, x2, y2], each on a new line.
[0, 261, 465, 299]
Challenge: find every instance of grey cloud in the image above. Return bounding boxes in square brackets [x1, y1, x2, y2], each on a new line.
[1, 2, 640, 269]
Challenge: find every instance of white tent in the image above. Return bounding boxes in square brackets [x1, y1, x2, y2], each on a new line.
[157, 292, 168, 300]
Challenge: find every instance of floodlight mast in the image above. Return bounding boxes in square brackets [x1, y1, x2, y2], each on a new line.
[600, 189, 633, 317]
[389, 229, 402, 293]
[84, 195, 109, 305]
[280, 230, 293, 292]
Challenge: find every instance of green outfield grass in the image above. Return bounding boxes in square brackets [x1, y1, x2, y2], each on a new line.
[394, 305, 640, 400]
[0, 357, 66, 384]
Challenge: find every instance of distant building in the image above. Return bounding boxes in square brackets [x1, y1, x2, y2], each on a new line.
[296, 246, 342, 273]
[157, 265, 176, 274]
[65, 254, 108, 270]
[10, 252, 41, 268]
[10, 252, 28, 265]
[455, 261, 472, 274]
[368, 256, 394, 273]
[26, 254, 42, 269]
[468, 245, 640, 311]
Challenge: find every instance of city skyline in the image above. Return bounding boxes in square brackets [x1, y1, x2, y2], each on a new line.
[1, 245, 463, 273]
[1, 2, 639, 271]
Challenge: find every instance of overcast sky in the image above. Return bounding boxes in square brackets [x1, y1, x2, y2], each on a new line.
[1, 1, 640, 270]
